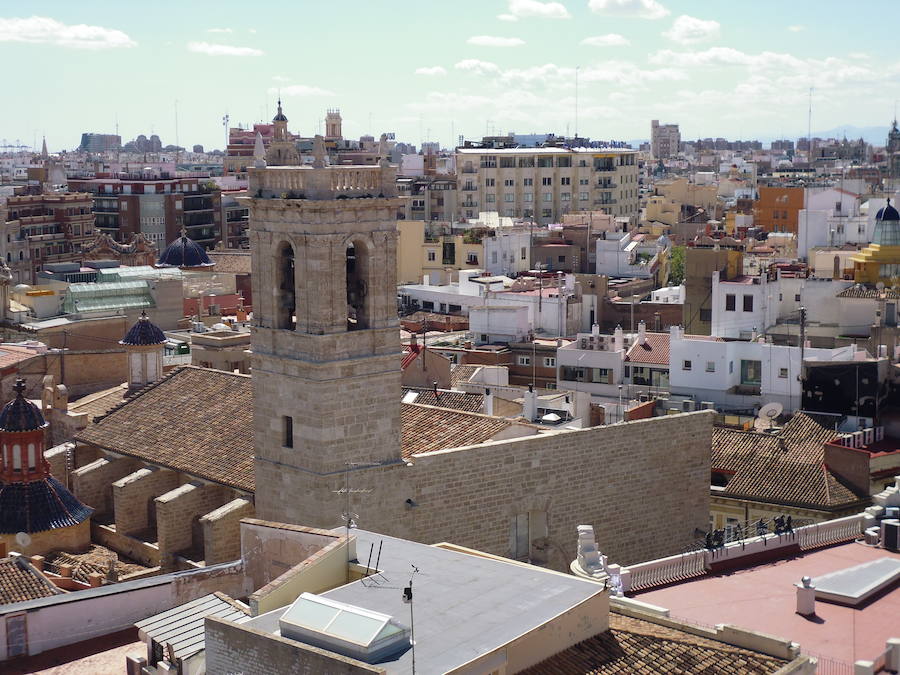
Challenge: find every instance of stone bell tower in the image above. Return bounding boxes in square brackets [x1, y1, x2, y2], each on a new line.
[248, 146, 402, 524]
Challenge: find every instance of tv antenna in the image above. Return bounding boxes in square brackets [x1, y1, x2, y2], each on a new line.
[333, 461, 376, 581]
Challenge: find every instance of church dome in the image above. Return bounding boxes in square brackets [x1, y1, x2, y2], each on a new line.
[157, 232, 214, 269]
[873, 199, 900, 246]
[0, 477, 93, 534]
[0, 379, 46, 432]
[121, 310, 166, 346]
[273, 99, 288, 122]
[879, 200, 900, 222]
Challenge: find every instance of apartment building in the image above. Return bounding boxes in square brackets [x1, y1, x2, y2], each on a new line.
[2, 191, 95, 283]
[455, 147, 640, 225]
[650, 120, 680, 159]
[396, 174, 457, 221]
[68, 173, 222, 249]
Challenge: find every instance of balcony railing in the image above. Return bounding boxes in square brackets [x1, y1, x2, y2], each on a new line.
[595, 166, 616, 172]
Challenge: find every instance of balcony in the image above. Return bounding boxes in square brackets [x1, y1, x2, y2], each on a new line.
[597, 182, 618, 189]
[594, 166, 616, 173]
[461, 186, 477, 191]
[594, 199, 617, 205]
[461, 167, 477, 174]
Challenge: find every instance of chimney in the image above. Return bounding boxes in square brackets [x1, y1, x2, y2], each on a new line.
[796, 576, 816, 616]
[638, 320, 647, 345]
[524, 384, 537, 421]
[613, 325, 624, 352]
[751, 327, 758, 342]
[88, 573, 103, 588]
[30, 555, 44, 571]
[432, 381, 439, 402]
[591, 323, 600, 336]
[59, 564, 72, 578]
[484, 387, 494, 416]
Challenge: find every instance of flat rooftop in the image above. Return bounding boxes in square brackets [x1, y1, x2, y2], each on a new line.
[636, 541, 900, 665]
[245, 529, 602, 674]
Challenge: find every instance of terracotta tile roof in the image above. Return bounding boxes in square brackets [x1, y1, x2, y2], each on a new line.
[0, 345, 41, 372]
[74, 369, 512, 490]
[521, 612, 789, 674]
[75, 367, 255, 492]
[69, 385, 127, 422]
[449, 364, 480, 388]
[401, 387, 484, 413]
[712, 413, 866, 510]
[0, 557, 62, 604]
[400, 403, 511, 458]
[625, 333, 670, 365]
[44, 545, 149, 584]
[837, 286, 900, 299]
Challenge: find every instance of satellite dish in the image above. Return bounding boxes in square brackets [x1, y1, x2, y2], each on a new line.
[15, 532, 31, 549]
[758, 402, 783, 427]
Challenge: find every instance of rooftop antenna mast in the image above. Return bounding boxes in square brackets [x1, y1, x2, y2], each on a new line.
[402, 564, 420, 675]
[222, 113, 230, 153]
[174, 99, 180, 165]
[575, 65, 580, 141]
[333, 461, 375, 582]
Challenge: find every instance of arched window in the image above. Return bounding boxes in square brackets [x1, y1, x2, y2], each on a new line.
[346, 241, 369, 330]
[276, 242, 296, 330]
[11, 444, 21, 471]
[27, 444, 35, 470]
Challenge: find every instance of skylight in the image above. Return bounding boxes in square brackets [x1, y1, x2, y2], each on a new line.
[279, 593, 410, 663]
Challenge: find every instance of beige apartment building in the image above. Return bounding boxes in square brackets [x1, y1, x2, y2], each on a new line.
[455, 147, 640, 226]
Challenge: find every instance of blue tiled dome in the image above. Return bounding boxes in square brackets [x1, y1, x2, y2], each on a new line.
[121, 311, 166, 346]
[880, 201, 900, 222]
[0, 477, 93, 534]
[0, 379, 45, 432]
[157, 232, 214, 269]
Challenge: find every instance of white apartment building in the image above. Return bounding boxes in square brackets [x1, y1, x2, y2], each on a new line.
[470, 304, 530, 344]
[482, 227, 532, 277]
[650, 120, 680, 159]
[455, 147, 640, 225]
[557, 324, 634, 398]
[668, 325, 857, 412]
[595, 232, 669, 279]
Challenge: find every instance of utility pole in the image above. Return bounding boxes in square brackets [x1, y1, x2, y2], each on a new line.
[799, 306, 807, 393]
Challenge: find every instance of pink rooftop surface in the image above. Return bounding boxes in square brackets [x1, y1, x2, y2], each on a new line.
[636, 541, 900, 664]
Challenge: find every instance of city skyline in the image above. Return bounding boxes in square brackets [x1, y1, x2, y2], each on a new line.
[1, 0, 898, 152]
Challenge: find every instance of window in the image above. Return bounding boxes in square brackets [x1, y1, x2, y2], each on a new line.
[700, 308, 712, 322]
[485, 178, 495, 187]
[504, 193, 514, 202]
[560, 177, 571, 185]
[743, 295, 753, 312]
[466, 252, 478, 264]
[486, 193, 496, 203]
[518, 355, 531, 366]
[683, 360, 692, 370]
[544, 357, 556, 367]
[491, 251, 498, 264]
[794, 293, 801, 302]
[579, 178, 589, 185]
[523, 192, 533, 202]
[580, 192, 589, 201]
[523, 178, 533, 186]
[276, 242, 296, 330]
[706, 361, 715, 372]
[740, 359, 762, 386]
[542, 177, 552, 186]
[283, 416, 294, 448]
[542, 209, 552, 218]
[543, 192, 553, 202]
[504, 178, 515, 187]
[778, 367, 788, 378]
[427, 249, 436, 261]
[725, 294, 736, 311]
[558, 255, 566, 263]
[729, 361, 733, 374]
[561, 192, 571, 201]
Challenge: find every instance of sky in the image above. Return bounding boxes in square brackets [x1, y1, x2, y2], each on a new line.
[1, 0, 898, 153]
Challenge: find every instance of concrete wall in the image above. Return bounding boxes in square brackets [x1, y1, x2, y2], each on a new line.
[205, 616, 383, 675]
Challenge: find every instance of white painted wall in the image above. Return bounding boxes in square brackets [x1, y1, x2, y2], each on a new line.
[470, 305, 531, 344]
[483, 230, 531, 277]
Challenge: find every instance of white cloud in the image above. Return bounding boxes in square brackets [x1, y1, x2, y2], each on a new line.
[467, 35, 525, 47]
[187, 41, 263, 56]
[588, 0, 669, 20]
[663, 15, 720, 45]
[207, 27, 233, 33]
[787, 25, 804, 32]
[267, 84, 334, 96]
[648, 47, 802, 70]
[581, 33, 629, 47]
[272, 75, 290, 82]
[497, 13, 518, 21]
[415, 65, 447, 76]
[455, 59, 501, 75]
[506, 0, 570, 19]
[0, 15, 136, 49]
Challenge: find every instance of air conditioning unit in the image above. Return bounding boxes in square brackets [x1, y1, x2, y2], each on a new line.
[881, 519, 900, 552]
[580, 338, 587, 349]
[638, 394, 649, 403]
[853, 431, 864, 448]
[701, 401, 716, 410]
[864, 428, 874, 445]
[682, 400, 696, 412]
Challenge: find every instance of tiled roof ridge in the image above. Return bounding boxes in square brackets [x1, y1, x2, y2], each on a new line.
[402, 401, 504, 421]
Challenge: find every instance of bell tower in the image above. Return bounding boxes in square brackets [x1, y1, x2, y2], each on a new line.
[248, 149, 402, 523]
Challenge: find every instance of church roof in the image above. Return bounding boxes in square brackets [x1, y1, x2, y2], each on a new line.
[157, 233, 214, 269]
[0, 379, 46, 432]
[0, 477, 93, 534]
[121, 311, 166, 346]
[273, 99, 288, 122]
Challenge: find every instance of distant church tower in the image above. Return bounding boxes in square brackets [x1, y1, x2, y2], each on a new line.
[249, 147, 402, 523]
[325, 109, 343, 140]
[265, 99, 300, 167]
